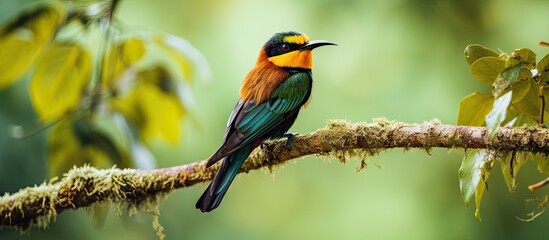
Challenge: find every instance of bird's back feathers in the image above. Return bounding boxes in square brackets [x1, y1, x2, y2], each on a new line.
[206, 72, 313, 167]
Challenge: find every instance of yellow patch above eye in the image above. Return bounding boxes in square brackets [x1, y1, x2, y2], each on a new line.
[283, 35, 310, 45]
[268, 50, 313, 69]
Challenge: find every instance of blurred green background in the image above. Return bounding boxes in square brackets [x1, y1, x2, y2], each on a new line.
[2, 0, 549, 239]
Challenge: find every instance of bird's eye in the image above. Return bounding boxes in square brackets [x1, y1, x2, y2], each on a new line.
[280, 44, 290, 52]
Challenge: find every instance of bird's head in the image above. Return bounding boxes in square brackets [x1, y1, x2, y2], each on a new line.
[262, 31, 336, 70]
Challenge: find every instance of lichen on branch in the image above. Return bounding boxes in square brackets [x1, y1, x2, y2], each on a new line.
[1, 119, 548, 231]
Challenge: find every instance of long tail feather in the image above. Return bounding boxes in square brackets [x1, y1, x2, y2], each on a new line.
[196, 145, 253, 212]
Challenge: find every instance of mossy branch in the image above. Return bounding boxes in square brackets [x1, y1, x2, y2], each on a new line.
[1, 119, 549, 231]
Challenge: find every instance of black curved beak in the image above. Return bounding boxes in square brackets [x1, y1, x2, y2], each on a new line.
[299, 40, 337, 51]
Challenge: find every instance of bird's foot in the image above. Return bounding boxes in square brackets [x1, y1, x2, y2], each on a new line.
[260, 141, 268, 149]
[283, 132, 298, 151]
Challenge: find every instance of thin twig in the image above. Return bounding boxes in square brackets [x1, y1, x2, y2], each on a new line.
[529, 177, 549, 191]
[91, 0, 119, 111]
[537, 83, 546, 128]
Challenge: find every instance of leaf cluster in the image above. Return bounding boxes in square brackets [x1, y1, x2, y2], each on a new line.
[458, 44, 549, 219]
[0, 2, 209, 178]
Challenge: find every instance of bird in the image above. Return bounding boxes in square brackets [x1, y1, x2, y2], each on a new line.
[196, 31, 336, 212]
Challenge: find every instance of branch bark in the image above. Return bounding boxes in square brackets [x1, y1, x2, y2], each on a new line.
[1, 119, 548, 230]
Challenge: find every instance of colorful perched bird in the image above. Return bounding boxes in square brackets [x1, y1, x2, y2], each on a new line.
[196, 31, 336, 212]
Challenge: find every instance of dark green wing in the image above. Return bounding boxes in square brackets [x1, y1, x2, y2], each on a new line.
[207, 71, 312, 166]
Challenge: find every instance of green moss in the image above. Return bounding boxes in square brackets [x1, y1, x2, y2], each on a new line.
[322, 119, 389, 172]
[0, 165, 168, 238]
[152, 207, 165, 240]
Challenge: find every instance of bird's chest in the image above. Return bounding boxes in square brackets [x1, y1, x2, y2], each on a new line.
[272, 71, 313, 104]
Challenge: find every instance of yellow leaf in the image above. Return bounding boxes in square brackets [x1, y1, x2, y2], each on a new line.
[0, 3, 66, 88]
[457, 92, 494, 126]
[510, 79, 531, 104]
[470, 57, 505, 86]
[139, 86, 184, 144]
[48, 120, 83, 177]
[140, 66, 176, 92]
[110, 69, 185, 145]
[464, 44, 499, 66]
[123, 38, 146, 63]
[500, 152, 527, 192]
[513, 80, 542, 121]
[30, 43, 91, 122]
[102, 38, 146, 88]
[508, 48, 536, 68]
[536, 53, 549, 73]
[154, 35, 193, 82]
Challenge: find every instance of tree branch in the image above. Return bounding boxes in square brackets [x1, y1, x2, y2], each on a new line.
[1, 119, 548, 231]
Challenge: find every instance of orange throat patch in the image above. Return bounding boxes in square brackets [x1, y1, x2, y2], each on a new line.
[267, 50, 313, 69]
[239, 49, 290, 103]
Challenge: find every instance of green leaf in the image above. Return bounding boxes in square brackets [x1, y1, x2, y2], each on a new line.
[538, 54, 549, 91]
[500, 152, 527, 192]
[93, 101, 155, 169]
[459, 150, 494, 203]
[464, 44, 499, 66]
[89, 202, 109, 226]
[536, 53, 549, 74]
[519, 67, 533, 81]
[533, 153, 549, 174]
[470, 57, 505, 86]
[29, 42, 91, 122]
[513, 80, 542, 121]
[71, 119, 126, 167]
[458, 149, 494, 220]
[508, 48, 536, 68]
[48, 117, 130, 177]
[510, 79, 531, 104]
[485, 91, 512, 139]
[540, 69, 549, 87]
[457, 92, 494, 126]
[545, 88, 549, 122]
[0, 2, 67, 88]
[91, 108, 134, 168]
[459, 150, 485, 206]
[474, 159, 493, 221]
[493, 64, 523, 97]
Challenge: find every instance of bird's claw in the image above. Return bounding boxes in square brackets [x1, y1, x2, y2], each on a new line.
[283, 133, 298, 151]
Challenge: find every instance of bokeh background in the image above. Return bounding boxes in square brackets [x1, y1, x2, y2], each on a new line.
[2, 0, 549, 239]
